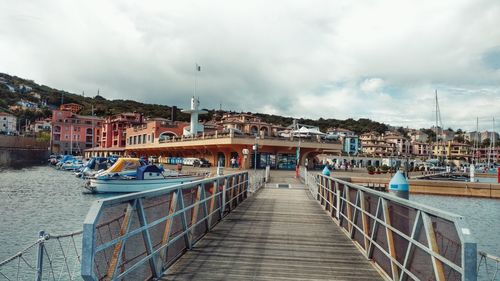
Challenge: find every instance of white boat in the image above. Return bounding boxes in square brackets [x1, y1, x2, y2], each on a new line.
[61, 159, 84, 171]
[84, 158, 203, 193]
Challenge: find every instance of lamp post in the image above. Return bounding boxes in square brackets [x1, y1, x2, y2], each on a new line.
[253, 136, 259, 172]
[242, 148, 249, 169]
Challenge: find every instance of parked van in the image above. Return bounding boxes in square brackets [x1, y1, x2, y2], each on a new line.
[182, 157, 200, 166]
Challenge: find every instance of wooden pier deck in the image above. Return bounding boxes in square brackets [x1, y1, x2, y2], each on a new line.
[161, 176, 383, 280]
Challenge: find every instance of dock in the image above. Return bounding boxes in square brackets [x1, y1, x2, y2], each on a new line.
[162, 176, 382, 280]
[77, 169, 478, 281]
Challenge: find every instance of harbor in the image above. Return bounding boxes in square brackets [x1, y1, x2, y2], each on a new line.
[1, 1, 500, 280]
[0, 164, 499, 280]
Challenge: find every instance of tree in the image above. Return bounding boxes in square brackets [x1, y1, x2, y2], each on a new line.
[454, 135, 465, 143]
[482, 138, 491, 147]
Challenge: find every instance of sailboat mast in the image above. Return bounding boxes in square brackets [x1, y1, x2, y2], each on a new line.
[475, 117, 479, 164]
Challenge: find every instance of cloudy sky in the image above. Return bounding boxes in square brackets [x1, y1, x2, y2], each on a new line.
[1, 0, 499, 131]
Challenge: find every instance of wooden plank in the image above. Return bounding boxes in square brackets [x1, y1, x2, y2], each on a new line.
[106, 200, 135, 280]
[382, 198, 400, 281]
[189, 185, 203, 240]
[207, 181, 218, 228]
[422, 212, 446, 281]
[159, 191, 179, 265]
[359, 191, 370, 254]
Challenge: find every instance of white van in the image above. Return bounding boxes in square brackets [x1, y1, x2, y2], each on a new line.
[182, 157, 200, 166]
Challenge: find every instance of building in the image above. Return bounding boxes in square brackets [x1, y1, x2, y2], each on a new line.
[409, 130, 428, 143]
[465, 131, 481, 143]
[100, 112, 144, 149]
[432, 141, 471, 160]
[60, 103, 83, 113]
[327, 128, 356, 138]
[384, 134, 411, 156]
[30, 118, 51, 133]
[0, 112, 17, 134]
[19, 84, 33, 93]
[15, 100, 38, 110]
[411, 142, 431, 157]
[181, 98, 207, 136]
[126, 119, 188, 146]
[124, 98, 342, 169]
[342, 136, 361, 155]
[51, 110, 103, 155]
[219, 113, 283, 137]
[480, 131, 499, 143]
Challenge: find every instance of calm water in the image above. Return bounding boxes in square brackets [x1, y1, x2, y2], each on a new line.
[0, 166, 111, 261]
[0, 166, 499, 272]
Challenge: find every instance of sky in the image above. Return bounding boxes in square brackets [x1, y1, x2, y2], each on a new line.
[1, 0, 499, 131]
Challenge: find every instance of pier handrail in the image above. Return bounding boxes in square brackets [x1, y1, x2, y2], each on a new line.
[81, 172, 254, 281]
[0, 230, 83, 281]
[478, 251, 500, 281]
[301, 168, 477, 281]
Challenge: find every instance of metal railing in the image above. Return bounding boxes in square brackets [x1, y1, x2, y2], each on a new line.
[478, 251, 500, 281]
[81, 171, 253, 281]
[0, 230, 83, 281]
[301, 168, 477, 281]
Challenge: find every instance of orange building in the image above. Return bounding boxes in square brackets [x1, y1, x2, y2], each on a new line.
[59, 103, 83, 113]
[125, 132, 342, 170]
[125, 118, 188, 146]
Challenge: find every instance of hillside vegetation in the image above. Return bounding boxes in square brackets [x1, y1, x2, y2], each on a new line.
[0, 72, 388, 134]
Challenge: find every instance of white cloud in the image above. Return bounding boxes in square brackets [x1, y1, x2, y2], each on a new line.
[0, 0, 499, 131]
[360, 78, 385, 93]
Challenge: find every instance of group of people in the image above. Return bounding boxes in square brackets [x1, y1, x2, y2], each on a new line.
[230, 156, 242, 168]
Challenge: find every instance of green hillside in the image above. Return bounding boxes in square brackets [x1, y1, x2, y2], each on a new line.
[0, 72, 388, 134]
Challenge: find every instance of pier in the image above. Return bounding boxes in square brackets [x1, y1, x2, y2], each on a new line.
[76, 169, 478, 281]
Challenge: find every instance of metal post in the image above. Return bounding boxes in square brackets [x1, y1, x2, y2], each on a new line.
[35, 231, 45, 281]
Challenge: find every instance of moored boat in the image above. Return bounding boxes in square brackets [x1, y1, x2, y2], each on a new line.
[84, 158, 203, 193]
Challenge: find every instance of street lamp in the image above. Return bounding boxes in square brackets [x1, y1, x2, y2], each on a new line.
[253, 136, 259, 172]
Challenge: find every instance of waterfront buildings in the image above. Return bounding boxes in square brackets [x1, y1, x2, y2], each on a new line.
[51, 110, 103, 155]
[121, 98, 342, 169]
[100, 113, 144, 148]
[127, 118, 187, 146]
[82, 112, 145, 156]
[0, 112, 17, 134]
[432, 141, 471, 160]
[220, 113, 284, 137]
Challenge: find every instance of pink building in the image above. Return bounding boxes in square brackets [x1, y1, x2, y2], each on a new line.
[51, 110, 103, 155]
[100, 113, 144, 148]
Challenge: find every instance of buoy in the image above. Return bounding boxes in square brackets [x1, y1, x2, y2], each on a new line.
[389, 171, 409, 199]
[322, 165, 331, 176]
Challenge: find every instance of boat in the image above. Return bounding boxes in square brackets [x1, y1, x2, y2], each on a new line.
[61, 159, 84, 171]
[75, 157, 109, 178]
[84, 158, 203, 193]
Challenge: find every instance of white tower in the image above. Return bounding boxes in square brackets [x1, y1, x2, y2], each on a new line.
[182, 97, 207, 137]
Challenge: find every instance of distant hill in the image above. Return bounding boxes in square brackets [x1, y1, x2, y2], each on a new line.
[0, 72, 389, 134]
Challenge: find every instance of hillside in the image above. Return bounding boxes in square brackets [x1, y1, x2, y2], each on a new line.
[0, 72, 388, 134]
